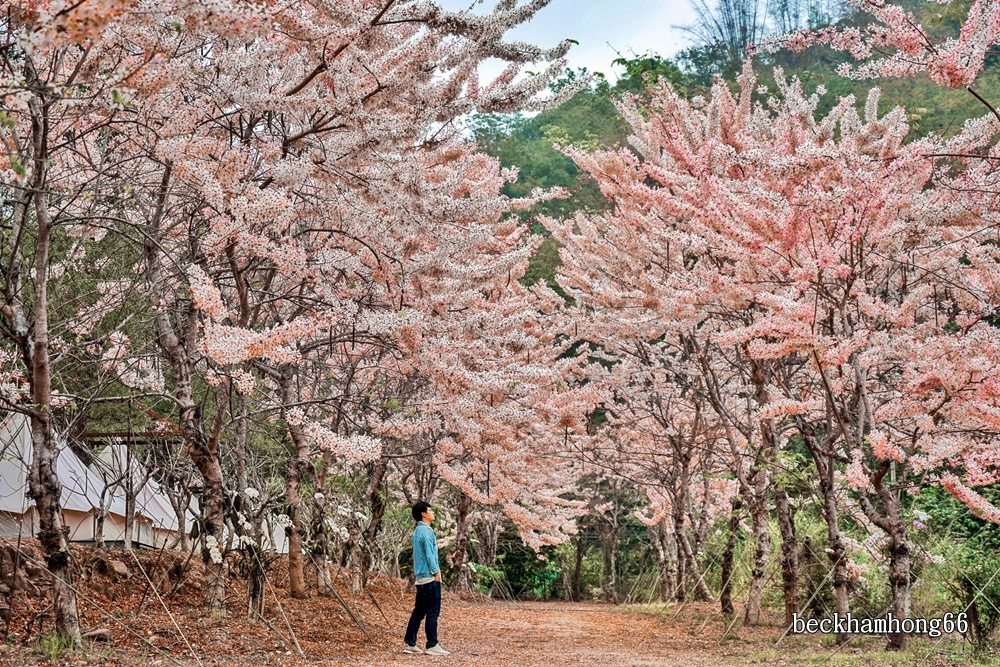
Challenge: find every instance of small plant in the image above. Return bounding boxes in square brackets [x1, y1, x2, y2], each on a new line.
[470, 562, 508, 597]
[32, 631, 75, 661]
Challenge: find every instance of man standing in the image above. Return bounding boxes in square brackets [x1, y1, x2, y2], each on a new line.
[404, 501, 450, 655]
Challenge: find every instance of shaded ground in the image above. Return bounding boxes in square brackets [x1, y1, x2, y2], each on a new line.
[0, 542, 990, 666]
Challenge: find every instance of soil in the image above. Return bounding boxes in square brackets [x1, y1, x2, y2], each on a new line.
[354, 598, 760, 667]
[0, 541, 979, 666]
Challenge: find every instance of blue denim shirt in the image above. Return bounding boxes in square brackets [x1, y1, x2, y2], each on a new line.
[412, 521, 440, 581]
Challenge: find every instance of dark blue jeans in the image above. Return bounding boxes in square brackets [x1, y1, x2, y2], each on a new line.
[404, 580, 440, 648]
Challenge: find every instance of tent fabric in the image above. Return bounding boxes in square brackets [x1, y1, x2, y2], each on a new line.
[262, 518, 289, 554]
[1, 413, 286, 554]
[0, 413, 191, 549]
[0, 413, 114, 516]
[90, 443, 197, 536]
[0, 413, 115, 543]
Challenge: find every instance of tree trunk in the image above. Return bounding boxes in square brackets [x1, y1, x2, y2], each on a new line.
[678, 527, 711, 602]
[404, 447, 439, 505]
[886, 526, 911, 651]
[28, 420, 83, 645]
[720, 497, 742, 616]
[475, 514, 502, 569]
[358, 457, 389, 591]
[347, 455, 389, 594]
[310, 390, 346, 597]
[347, 519, 364, 595]
[752, 360, 796, 623]
[233, 393, 249, 502]
[859, 461, 911, 651]
[825, 498, 850, 639]
[804, 429, 849, 643]
[558, 547, 573, 601]
[604, 539, 618, 604]
[245, 543, 266, 621]
[231, 397, 267, 621]
[572, 534, 585, 602]
[280, 372, 312, 600]
[649, 520, 676, 603]
[183, 405, 229, 613]
[124, 467, 136, 548]
[284, 462, 308, 599]
[312, 450, 335, 597]
[450, 492, 473, 591]
[94, 505, 106, 550]
[672, 506, 687, 602]
[598, 520, 619, 603]
[744, 474, 770, 626]
[166, 485, 191, 552]
[774, 481, 799, 626]
[23, 106, 83, 644]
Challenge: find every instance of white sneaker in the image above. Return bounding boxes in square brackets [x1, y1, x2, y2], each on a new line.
[403, 644, 423, 654]
[425, 644, 451, 656]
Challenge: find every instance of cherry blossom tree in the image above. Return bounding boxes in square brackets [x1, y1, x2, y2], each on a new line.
[2, 0, 587, 626]
[761, 0, 1000, 98]
[552, 54, 1000, 646]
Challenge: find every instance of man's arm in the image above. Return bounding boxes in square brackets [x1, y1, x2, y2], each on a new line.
[413, 530, 424, 574]
[423, 530, 441, 581]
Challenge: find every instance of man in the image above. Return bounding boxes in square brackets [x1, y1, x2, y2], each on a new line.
[404, 501, 450, 655]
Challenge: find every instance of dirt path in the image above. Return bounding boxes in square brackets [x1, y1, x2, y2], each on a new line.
[330, 599, 767, 666]
[1, 544, 968, 667]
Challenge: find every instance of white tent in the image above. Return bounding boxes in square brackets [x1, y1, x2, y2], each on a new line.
[0, 413, 196, 549]
[0, 412, 118, 543]
[261, 514, 290, 554]
[1, 412, 287, 554]
[90, 442, 199, 549]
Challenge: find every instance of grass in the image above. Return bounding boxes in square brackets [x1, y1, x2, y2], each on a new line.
[745, 636, 1000, 666]
[616, 601, 677, 617]
[620, 599, 999, 666]
[31, 631, 76, 661]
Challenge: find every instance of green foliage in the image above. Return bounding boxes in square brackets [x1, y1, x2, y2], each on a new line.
[678, 41, 739, 88]
[520, 235, 561, 291]
[913, 486, 1000, 647]
[468, 561, 508, 597]
[952, 550, 1000, 648]
[469, 57, 693, 298]
[494, 541, 563, 600]
[468, 71, 628, 221]
[32, 631, 75, 661]
[612, 53, 691, 97]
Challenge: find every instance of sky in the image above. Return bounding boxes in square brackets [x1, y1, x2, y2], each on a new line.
[437, 0, 700, 82]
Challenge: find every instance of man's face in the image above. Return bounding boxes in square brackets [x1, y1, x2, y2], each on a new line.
[423, 507, 435, 524]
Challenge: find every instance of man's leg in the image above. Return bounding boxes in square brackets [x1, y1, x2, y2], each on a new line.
[405, 584, 429, 646]
[424, 581, 441, 649]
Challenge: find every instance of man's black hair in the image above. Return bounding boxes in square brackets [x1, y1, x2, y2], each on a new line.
[411, 501, 431, 524]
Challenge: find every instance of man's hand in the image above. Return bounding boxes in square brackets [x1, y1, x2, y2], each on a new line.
[434, 572, 441, 582]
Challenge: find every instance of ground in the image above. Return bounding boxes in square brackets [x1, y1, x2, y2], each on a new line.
[346, 598, 987, 667]
[362, 599, 742, 666]
[0, 544, 993, 666]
